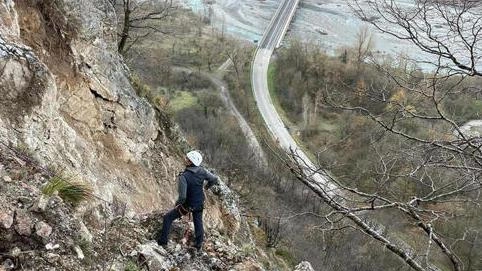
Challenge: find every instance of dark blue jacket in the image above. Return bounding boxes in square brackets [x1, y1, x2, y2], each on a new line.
[175, 166, 218, 210]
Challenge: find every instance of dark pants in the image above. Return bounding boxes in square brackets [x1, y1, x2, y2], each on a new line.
[157, 208, 204, 248]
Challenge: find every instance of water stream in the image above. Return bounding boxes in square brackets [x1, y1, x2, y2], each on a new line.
[180, 0, 423, 60]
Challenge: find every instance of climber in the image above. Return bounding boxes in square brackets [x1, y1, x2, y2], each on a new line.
[157, 150, 219, 251]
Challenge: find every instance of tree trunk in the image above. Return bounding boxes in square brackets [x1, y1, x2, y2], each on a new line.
[118, 0, 131, 54]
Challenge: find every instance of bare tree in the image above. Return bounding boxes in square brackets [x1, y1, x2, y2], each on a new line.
[355, 26, 373, 69]
[225, 44, 252, 116]
[351, 0, 482, 76]
[281, 1, 482, 271]
[260, 213, 285, 248]
[113, 0, 176, 55]
[286, 135, 480, 271]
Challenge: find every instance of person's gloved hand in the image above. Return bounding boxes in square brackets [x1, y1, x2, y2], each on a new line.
[210, 185, 223, 196]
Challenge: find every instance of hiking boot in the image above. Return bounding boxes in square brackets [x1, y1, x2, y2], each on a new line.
[156, 240, 171, 251]
[157, 240, 167, 247]
[188, 245, 203, 257]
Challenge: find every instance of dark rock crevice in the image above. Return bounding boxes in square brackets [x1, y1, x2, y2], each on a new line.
[89, 88, 113, 103]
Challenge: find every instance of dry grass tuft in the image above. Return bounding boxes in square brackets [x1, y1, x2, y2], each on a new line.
[42, 175, 93, 206]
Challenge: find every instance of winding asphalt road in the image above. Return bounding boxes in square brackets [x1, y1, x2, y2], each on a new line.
[251, 0, 338, 195]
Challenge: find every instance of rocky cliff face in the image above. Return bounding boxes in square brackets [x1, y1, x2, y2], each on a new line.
[0, 0, 178, 214]
[0, 0, 264, 269]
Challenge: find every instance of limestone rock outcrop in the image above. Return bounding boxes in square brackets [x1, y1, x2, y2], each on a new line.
[0, 0, 180, 215]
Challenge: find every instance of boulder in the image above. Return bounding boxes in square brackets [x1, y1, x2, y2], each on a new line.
[78, 221, 93, 243]
[2, 175, 11, 183]
[47, 195, 63, 208]
[30, 195, 49, 212]
[14, 210, 33, 236]
[73, 245, 84, 260]
[294, 261, 314, 271]
[0, 210, 14, 229]
[1, 258, 14, 270]
[10, 247, 21, 257]
[45, 243, 60, 250]
[35, 221, 52, 239]
[136, 241, 175, 270]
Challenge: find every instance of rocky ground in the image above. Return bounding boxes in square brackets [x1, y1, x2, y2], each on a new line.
[1, 143, 314, 271]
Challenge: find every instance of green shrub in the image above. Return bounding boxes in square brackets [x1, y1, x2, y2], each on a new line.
[15, 143, 35, 158]
[130, 74, 152, 99]
[239, 244, 257, 257]
[275, 247, 297, 267]
[125, 260, 140, 271]
[76, 237, 94, 265]
[42, 175, 93, 206]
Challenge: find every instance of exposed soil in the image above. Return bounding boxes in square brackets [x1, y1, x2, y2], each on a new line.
[14, 0, 78, 80]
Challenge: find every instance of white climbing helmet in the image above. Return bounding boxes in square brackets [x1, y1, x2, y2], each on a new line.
[186, 150, 203, 166]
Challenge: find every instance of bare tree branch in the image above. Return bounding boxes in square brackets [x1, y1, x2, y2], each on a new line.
[113, 0, 177, 55]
